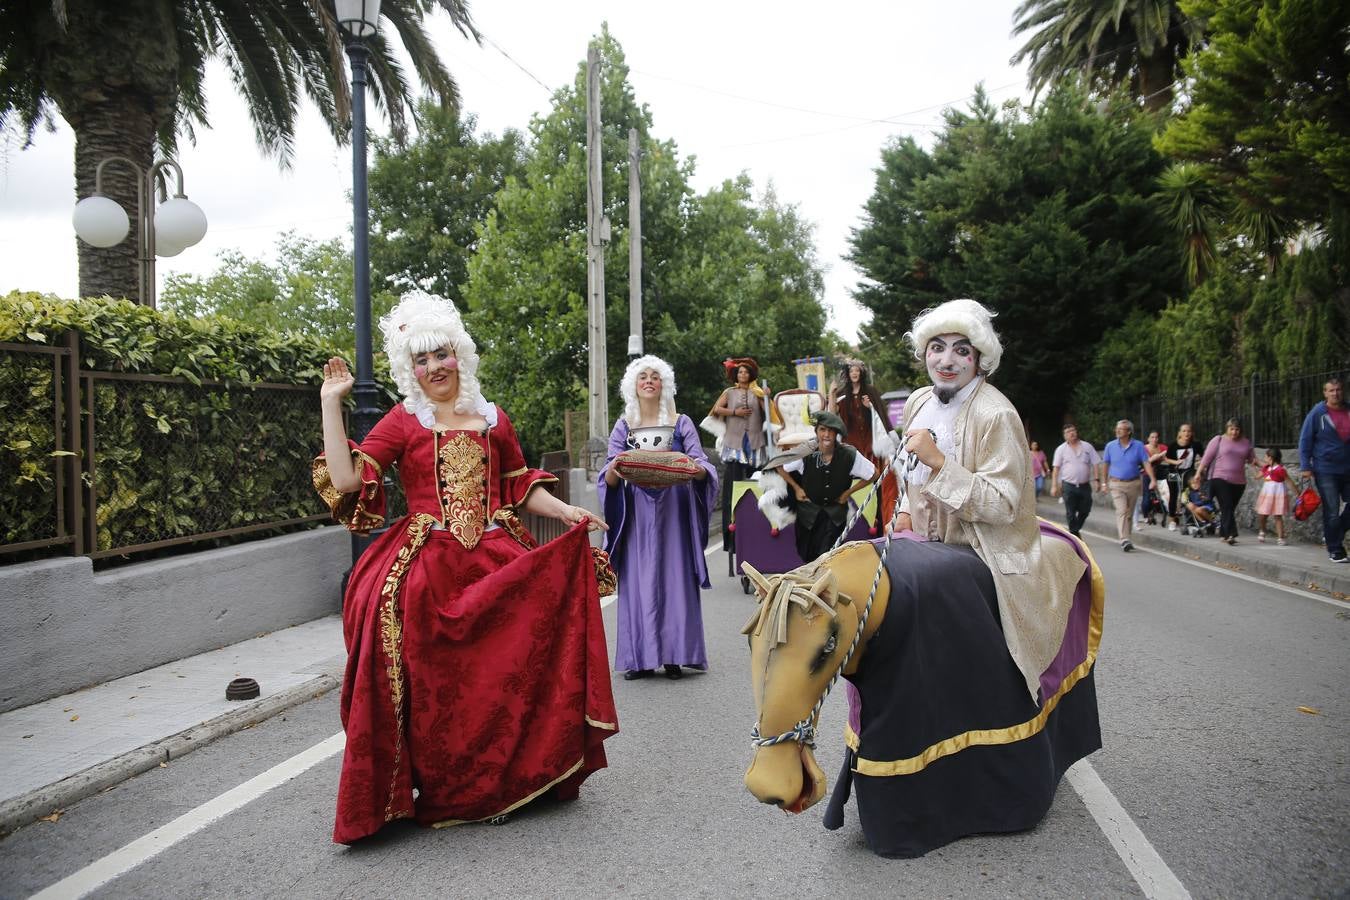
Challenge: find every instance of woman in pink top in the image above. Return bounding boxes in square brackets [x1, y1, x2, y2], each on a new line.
[1030, 440, 1049, 496]
[1197, 417, 1258, 545]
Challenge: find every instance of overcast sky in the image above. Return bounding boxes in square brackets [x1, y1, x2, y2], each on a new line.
[0, 1, 1032, 343]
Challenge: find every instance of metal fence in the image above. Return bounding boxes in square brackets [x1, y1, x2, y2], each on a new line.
[1, 335, 331, 564]
[2, 335, 577, 565]
[1136, 365, 1348, 449]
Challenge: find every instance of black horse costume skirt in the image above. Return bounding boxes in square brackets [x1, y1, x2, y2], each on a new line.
[822, 524, 1103, 858]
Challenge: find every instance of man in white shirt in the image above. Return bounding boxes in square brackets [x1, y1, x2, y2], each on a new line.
[1051, 424, 1103, 538]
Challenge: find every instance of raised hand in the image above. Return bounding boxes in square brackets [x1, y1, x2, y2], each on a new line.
[321, 357, 355, 403]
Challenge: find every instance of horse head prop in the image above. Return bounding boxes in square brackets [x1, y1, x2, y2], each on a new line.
[741, 544, 891, 814]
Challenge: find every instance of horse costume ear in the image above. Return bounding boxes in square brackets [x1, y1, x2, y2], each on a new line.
[742, 562, 773, 599]
[809, 568, 851, 608]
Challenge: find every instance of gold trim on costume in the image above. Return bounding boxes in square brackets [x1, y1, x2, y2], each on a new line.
[585, 716, 618, 731]
[845, 547, 1106, 778]
[430, 757, 587, 828]
[502, 465, 529, 478]
[379, 513, 434, 821]
[312, 450, 385, 534]
[438, 432, 486, 548]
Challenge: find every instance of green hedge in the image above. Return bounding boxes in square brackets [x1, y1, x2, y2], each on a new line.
[0, 292, 397, 561]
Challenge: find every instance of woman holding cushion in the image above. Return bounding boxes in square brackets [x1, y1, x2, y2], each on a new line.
[600, 355, 718, 681]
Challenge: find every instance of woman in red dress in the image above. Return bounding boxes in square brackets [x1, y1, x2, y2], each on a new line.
[314, 291, 615, 844]
[828, 359, 897, 526]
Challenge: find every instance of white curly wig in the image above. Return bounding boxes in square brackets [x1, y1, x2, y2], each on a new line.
[905, 298, 1003, 377]
[620, 354, 677, 426]
[380, 291, 488, 416]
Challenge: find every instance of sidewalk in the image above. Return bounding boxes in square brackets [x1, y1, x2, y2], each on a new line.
[1036, 497, 1350, 600]
[0, 615, 343, 836]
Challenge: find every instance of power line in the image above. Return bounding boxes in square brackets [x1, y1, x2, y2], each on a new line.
[479, 32, 552, 93]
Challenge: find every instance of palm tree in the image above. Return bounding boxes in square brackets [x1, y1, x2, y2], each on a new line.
[1011, 0, 1204, 113]
[0, 0, 477, 302]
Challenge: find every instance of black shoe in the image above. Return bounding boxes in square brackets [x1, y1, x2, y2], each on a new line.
[623, 669, 654, 680]
[1331, 549, 1348, 563]
[1121, 540, 1134, 552]
[663, 664, 684, 680]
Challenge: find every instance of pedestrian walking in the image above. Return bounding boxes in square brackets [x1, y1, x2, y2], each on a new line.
[1136, 431, 1168, 525]
[1161, 423, 1202, 530]
[1197, 417, 1258, 545]
[1051, 423, 1101, 538]
[1297, 377, 1350, 562]
[1100, 419, 1156, 551]
[1030, 440, 1049, 496]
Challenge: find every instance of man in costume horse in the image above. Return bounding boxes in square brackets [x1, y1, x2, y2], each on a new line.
[743, 298, 1104, 858]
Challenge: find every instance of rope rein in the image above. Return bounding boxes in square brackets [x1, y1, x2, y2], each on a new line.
[750, 432, 924, 749]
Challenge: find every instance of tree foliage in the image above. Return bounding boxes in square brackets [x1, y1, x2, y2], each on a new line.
[849, 85, 1181, 438]
[159, 232, 396, 353]
[1157, 0, 1350, 261]
[1012, 0, 1205, 112]
[0, 0, 477, 301]
[368, 104, 526, 305]
[464, 30, 832, 460]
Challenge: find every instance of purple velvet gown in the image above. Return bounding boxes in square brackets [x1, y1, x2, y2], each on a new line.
[598, 414, 718, 672]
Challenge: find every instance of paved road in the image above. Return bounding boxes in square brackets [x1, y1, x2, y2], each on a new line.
[2, 533, 1347, 898]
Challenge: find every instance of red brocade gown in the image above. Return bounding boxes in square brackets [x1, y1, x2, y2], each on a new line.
[313, 404, 618, 844]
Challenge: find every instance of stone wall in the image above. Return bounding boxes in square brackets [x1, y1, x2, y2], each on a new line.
[0, 527, 350, 712]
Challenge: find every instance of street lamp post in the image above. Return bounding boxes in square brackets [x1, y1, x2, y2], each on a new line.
[72, 157, 208, 308]
[337, 0, 383, 569]
[336, 0, 382, 447]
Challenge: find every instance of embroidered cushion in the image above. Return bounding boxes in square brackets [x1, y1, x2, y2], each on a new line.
[614, 449, 700, 487]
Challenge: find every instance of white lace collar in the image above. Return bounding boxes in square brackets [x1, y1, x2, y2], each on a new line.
[410, 394, 496, 429]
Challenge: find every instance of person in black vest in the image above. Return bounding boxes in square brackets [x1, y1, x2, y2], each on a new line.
[777, 410, 877, 564]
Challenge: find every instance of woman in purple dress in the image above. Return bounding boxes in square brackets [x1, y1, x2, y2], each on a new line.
[599, 355, 718, 681]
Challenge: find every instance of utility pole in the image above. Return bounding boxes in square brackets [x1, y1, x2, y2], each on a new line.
[627, 127, 643, 359]
[585, 45, 610, 468]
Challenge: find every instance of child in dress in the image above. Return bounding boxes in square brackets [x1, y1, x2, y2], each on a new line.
[1254, 448, 1289, 545]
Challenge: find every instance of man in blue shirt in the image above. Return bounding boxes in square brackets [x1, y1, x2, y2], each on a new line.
[1099, 419, 1155, 552]
[1298, 378, 1350, 562]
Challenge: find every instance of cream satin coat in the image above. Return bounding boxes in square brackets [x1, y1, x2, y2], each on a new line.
[902, 381, 1086, 699]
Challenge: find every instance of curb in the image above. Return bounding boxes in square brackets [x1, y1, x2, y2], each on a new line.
[0, 673, 341, 837]
[1041, 504, 1350, 600]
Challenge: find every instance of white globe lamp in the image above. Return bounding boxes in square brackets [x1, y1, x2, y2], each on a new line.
[72, 195, 130, 248]
[155, 196, 208, 250]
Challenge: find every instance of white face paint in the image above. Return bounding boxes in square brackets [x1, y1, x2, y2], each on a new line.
[925, 333, 979, 401]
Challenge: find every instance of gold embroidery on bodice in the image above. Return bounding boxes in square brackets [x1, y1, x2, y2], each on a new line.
[437, 432, 487, 548]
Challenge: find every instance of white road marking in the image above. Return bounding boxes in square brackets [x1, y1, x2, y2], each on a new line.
[1080, 530, 1349, 609]
[29, 732, 346, 900]
[1067, 760, 1192, 900]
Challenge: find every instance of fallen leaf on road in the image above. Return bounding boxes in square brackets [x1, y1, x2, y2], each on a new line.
[22, 734, 33, 739]
[39, 811, 62, 823]
[1297, 706, 1320, 715]
[62, 707, 72, 712]
[159, 762, 168, 768]
[69, 714, 79, 722]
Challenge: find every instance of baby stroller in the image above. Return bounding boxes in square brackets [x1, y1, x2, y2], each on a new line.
[1139, 482, 1167, 526]
[1179, 489, 1218, 537]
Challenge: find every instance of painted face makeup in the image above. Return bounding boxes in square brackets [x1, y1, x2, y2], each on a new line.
[925, 333, 979, 403]
[413, 346, 458, 400]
